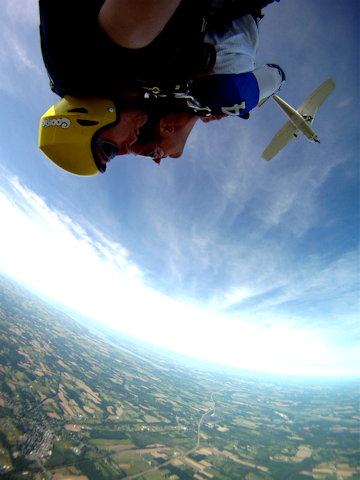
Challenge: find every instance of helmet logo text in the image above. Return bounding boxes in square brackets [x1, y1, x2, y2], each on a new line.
[42, 118, 71, 129]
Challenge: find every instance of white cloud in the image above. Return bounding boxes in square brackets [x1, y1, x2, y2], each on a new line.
[336, 98, 353, 110]
[0, 177, 141, 311]
[0, 172, 358, 378]
[0, 0, 357, 381]
[126, 124, 355, 327]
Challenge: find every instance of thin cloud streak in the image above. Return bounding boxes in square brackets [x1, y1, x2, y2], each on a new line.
[0, 0, 43, 96]
[3, 0, 39, 26]
[135, 116, 348, 305]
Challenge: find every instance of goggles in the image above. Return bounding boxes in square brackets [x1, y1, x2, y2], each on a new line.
[96, 137, 119, 163]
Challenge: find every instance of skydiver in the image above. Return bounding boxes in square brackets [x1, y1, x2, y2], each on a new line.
[131, 0, 286, 161]
[38, 0, 284, 174]
[193, 2, 286, 119]
[38, 0, 216, 174]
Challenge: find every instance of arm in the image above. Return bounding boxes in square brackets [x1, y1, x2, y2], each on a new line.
[98, 0, 182, 49]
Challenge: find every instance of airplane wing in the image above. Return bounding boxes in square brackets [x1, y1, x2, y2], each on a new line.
[262, 121, 298, 161]
[297, 78, 336, 121]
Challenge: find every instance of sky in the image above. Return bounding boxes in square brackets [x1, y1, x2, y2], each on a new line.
[0, 0, 359, 378]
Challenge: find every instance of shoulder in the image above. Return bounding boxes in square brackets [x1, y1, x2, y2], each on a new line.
[192, 72, 260, 116]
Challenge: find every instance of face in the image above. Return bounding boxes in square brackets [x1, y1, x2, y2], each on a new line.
[131, 113, 198, 163]
[96, 109, 148, 164]
[130, 136, 183, 163]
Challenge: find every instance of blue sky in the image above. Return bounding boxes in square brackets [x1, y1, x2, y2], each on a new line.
[0, 0, 359, 377]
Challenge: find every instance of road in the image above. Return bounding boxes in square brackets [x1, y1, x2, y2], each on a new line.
[123, 393, 216, 480]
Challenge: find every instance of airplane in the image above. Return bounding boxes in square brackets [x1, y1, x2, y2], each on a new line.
[262, 78, 336, 161]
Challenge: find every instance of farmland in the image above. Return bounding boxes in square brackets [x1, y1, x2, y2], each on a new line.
[0, 275, 359, 480]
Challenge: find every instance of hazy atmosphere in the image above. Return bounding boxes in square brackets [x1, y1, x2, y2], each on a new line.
[0, 0, 359, 378]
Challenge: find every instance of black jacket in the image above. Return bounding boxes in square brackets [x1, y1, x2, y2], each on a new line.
[39, 0, 211, 99]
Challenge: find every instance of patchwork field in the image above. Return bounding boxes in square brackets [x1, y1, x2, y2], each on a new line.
[0, 275, 359, 480]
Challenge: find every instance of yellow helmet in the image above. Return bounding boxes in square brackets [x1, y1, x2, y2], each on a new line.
[38, 96, 118, 176]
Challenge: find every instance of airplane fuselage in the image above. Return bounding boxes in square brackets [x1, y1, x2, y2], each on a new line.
[272, 95, 319, 142]
[262, 78, 335, 160]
